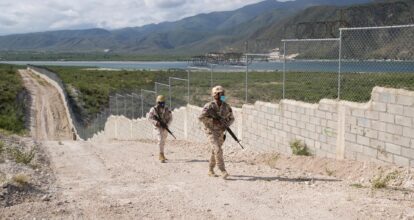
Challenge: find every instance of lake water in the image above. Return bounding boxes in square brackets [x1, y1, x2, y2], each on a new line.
[2, 60, 414, 73]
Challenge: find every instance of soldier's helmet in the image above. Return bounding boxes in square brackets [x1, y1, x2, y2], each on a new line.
[156, 95, 166, 103]
[211, 85, 225, 97]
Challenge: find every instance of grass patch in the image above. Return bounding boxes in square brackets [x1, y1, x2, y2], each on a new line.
[290, 140, 311, 156]
[350, 183, 364, 188]
[8, 147, 36, 165]
[265, 153, 280, 167]
[325, 167, 335, 176]
[371, 171, 399, 189]
[11, 173, 30, 187]
[42, 65, 414, 120]
[0, 64, 27, 134]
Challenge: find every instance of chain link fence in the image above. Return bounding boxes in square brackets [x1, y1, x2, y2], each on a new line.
[282, 38, 340, 102]
[246, 54, 283, 104]
[169, 75, 189, 110]
[28, 24, 414, 140]
[339, 25, 414, 101]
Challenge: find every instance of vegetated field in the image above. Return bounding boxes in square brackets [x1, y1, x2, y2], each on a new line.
[0, 64, 27, 134]
[49, 66, 414, 119]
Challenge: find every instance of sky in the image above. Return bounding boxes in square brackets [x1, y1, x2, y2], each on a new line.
[0, 0, 270, 35]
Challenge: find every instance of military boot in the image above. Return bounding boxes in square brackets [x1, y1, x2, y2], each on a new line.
[221, 171, 229, 179]
[159, 153, 167, 163]
[208, 169, 218, 177]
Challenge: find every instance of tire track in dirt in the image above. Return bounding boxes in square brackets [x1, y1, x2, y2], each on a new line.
[19, 70, 72, 141]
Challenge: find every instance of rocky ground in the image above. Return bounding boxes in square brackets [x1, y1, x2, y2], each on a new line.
[0, 134, 57, 214]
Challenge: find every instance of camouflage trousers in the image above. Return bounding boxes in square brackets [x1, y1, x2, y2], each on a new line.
[207, 131, 226, 172]
[155, 128, 168, 153]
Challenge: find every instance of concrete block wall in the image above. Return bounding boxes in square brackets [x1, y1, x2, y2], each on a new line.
[343, 87, 414, 167]
[91, 87, 414, 167]
[242, 100, 339, 157]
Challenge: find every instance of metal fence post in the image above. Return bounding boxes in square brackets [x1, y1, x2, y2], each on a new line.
[283, 41, 286, 99]
[169, 77, 172, 109]
[338, 29, 343, 100]
[141, 93, 144, 118]
[245, 54, 248, 103]
[187, 70, 190, 104]
[116, 94, 119, 115]
[210, 64, 213, 88]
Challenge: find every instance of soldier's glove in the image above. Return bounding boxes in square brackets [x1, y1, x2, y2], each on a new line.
[213, 119, 222, 126]
[220, 119, 230, 129]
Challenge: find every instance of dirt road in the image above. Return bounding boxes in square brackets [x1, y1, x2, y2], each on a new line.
[3, 70, 413, 219]
[19, 70, 72, 141]
[36, 140, 413, 219]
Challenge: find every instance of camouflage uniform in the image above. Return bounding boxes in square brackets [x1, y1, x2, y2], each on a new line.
[148, 106, 173, 154]
[199, 100, 235, 174]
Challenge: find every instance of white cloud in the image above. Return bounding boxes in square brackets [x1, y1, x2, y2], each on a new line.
[0, 0, 265, 35]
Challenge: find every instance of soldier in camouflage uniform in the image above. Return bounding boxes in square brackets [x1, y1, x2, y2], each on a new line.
[199, 86, 235, 179]
[148, 95, 173, 163]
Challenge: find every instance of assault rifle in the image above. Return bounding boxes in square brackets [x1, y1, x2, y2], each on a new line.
[154, 107, 176, 139]
[207, 109, 244, 149]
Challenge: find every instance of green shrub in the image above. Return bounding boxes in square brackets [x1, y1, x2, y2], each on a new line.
[0, 64, 26, 134]
[8, 147, 36, 165]
[371, 171, 399, 189]
[290, 140, 311, 156]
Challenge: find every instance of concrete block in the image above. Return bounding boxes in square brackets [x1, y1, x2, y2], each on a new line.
[371, 121, 387, 132]
[378, 92, 396, 103]
[397, 95, 414, 106]
[310, 117, 321, 125]
[357, 135, 370, 146]
[373, 102, 387, 112]
[287, 119, 296, 127]
[297, 121, 306, 129]
[370, 139, 385, 150]
[395, 115, 412, 127]
[379, 113, 395, 123]
[402, 148, 414, 159]
[291, 127, 300, 135]
[363, 146, 378, 158]
[378, 131, 393, 143]
[306, 123, 316, 132]
[403, 107, 414, 117]
[365, 129, 378, 139]
[296, 106, 305, 114]
[378, 151, 393, 163]
[393, 155, 410, 167]
[365, 111, 379, 120]
[300, 115, 310, 123]
[387, 104, 404, 115]
[403, 127, 414, 138]
[352, 109, 365, 118]
[386, 124, 403, 136]
[345, 133, 356, 142]
[357, 118, 370, 128]
[284, 111, 292, 119]
[386, 143, 402, 155]
[316, 110, 326, 118]
[348, 143, 363, 153]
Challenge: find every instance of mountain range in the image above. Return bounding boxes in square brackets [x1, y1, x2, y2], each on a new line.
[0, 0, 412, 56]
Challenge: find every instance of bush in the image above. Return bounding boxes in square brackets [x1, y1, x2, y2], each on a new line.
[0, 64, 26, 134]
[11, 173, 30, 187]
[8, 147, 36, 165]
[371, 171, 399, 189]
[290, 140, 311, 156]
